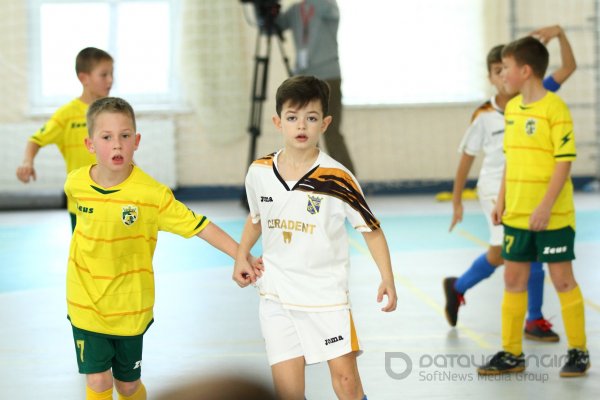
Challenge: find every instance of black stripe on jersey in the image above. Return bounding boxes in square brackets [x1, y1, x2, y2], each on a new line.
[295, 169, 380, 230]
[194, 216, 207, 230]
[90, 185, 121, 194]
[271, 161, 319, 191]
[555, 154, 576, 158]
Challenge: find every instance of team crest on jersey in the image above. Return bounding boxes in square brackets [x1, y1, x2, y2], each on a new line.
[121, 205, 138, 226]
[525, 118, 537, 135]
[307, 195, 322, 215]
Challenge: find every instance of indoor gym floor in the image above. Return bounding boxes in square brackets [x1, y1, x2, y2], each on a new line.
[1, 193, 598, 399]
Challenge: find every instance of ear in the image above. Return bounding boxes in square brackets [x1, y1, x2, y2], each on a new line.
[134, 133, 141, 150]
[272, 115, 282, 130]
[78, 71, 89, 85]
[322, 115, 333, 133]
[521, 64, 533, 79]
[84, 137, 95, 153]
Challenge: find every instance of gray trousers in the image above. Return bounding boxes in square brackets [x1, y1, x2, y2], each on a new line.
[324, 78, 356, 174]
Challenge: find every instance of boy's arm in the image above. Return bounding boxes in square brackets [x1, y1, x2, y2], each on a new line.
[531, 25, 576, 84]
[196, 221, 239, 259]
[361, 229, 397, 312]
[449, 153, 475, 232]
[233, 215, 263, 288]
[492, 167, 506, 226]
[530, 162, 572, 231]
[16, 141, 41, 183]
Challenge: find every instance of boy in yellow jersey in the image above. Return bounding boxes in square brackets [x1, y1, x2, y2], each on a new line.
[64, 97, 260, 400]
[16, 47, 114, 231]
[477, 36, 590, 377]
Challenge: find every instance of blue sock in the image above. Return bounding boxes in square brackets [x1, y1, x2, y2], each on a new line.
[363, 396, 368, 400]
[454, 252, 497, 294]
[527, 262, 545, 322]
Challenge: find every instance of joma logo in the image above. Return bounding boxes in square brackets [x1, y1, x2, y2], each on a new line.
[325, 335, 344, 346]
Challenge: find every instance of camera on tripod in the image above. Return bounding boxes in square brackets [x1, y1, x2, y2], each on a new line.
[240, 0, 281, 31]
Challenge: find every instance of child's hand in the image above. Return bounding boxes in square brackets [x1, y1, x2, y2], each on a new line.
[250, 255, 264, 277]
[491, 201, 504, 226]
[530, 204, 551, 231]
[377, 279, 397, 312]
[449, 202, 463, 232]
[530, 25, 562, 45]
[233, 256, 258, 288]
[16, 162, 36, 183]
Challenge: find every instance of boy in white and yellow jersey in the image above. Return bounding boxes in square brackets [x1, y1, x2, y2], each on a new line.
[64, 97, 258, 400]
[17, 47, 114, 231]
[233, 76, 397, 400]
[477, 36, 589, 378]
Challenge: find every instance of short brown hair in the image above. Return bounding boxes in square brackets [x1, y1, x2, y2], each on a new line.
[87, 97, 136, 137]
[487, 44, 504, 73]
[501, 36, 549, 79]
[75, 47, 113, 74]
[275, 75, 330, 117]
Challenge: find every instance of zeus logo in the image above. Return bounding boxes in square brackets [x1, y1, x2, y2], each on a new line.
[560, 131, 572, 148]
[133, 360, 142, 369]
[261, 196, 273, 202]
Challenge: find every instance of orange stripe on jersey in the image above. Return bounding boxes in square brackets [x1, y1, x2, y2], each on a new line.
[67, 300, 153, 318]
[551, 120, 572, 127]
[159, 195, 174, 213]
[297, 167, 379, 230]
[506, 179, 549, 184]
[75, 230, 158, 244]
[76, 197, 160, 209]
[253, 153, 275, 167]
[70, 258, 154, 280]
[505, 112, 549, 122]
[506, 146, 553, 154]
[470, 100, 495, 122]
[349, 311, 360, 352]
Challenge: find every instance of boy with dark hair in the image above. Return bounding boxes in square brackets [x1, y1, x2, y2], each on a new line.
[234, 75, 397, 399]
[445, 26, 577, 342]
[17, 47, 114, 231]
[477, 36, 589, 377]
[65, 97, 258, 399]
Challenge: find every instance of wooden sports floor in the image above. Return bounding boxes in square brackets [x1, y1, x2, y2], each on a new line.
[1, 193, 598, 399]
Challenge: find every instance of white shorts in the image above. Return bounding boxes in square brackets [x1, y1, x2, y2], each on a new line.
[259, 298, 362, 366]
[478, 194, 504, 246]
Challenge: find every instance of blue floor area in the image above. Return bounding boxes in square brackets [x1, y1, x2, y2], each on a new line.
[1, 209, 598, 294]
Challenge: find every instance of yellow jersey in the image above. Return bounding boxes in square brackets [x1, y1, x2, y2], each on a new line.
[503, 91, 576, 230]
[64, 165, 210, 336]
[30, 98, 97, 213]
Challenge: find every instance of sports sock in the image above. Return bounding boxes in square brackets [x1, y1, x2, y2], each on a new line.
[118, 383, 147, 400]
[501, 290, 527, 355]
[526, 262, 544, 321]
[558, 286, 587, 350]
[86, 386, 113, 400]
[454, 252, 496, 294]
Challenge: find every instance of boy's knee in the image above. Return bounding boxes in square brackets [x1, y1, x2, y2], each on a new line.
[504, 271, 528, 291]
[332, 372, 361, 398]
[115, 379, 141, 397]
[87, 371, 113, 392]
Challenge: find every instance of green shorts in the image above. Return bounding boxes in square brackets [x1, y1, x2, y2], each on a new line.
[501, 225, 575, 263]
[71, 325, 144, 382]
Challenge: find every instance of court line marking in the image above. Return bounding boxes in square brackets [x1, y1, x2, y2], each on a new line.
[348, 236, 494, 350]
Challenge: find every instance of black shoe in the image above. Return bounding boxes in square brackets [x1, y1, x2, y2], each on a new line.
[560, 349, 590, 377]
[524, 318, 560, 342]
[443, 277, 464, 327]
[477, 351, 525, 375]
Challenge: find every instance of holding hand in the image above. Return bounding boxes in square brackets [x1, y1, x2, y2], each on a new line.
[449, 202, 463, 232]
[233, 254, 264, 288]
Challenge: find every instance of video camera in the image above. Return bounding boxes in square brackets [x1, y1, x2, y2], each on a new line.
[240, 0, 281, 32]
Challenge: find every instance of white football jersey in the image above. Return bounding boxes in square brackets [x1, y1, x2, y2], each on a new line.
[246, 150, 379, 312]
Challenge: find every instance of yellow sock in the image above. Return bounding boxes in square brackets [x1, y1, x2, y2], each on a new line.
[86, 386, 113, 400]
[118, 383, 147, 400]
[501, 290, 527, 355]
[558, 285, 587, 350]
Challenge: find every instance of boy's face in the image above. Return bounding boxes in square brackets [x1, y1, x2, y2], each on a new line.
[272, 99, 332, 151]
[489, 62, 516, 97]
[85, 111, 140, 174]
[501, 55, 527, 94]
[79, 60, 114, 100]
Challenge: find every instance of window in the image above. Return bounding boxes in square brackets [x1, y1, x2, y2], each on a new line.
[29, 0, 181, 111]
[338, 0, 485, 105]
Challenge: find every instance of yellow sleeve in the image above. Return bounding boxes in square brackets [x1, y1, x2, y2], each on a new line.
[550, 101, 576, 161]
[157, 188, 210, 237]
[29, 114, 66, 147]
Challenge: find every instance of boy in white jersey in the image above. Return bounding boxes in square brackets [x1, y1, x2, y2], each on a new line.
[65, 97, 259, 400]
[233, 76, 397, 400]
[444, 26, 576, 341]
[17, 47, 114, 231]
